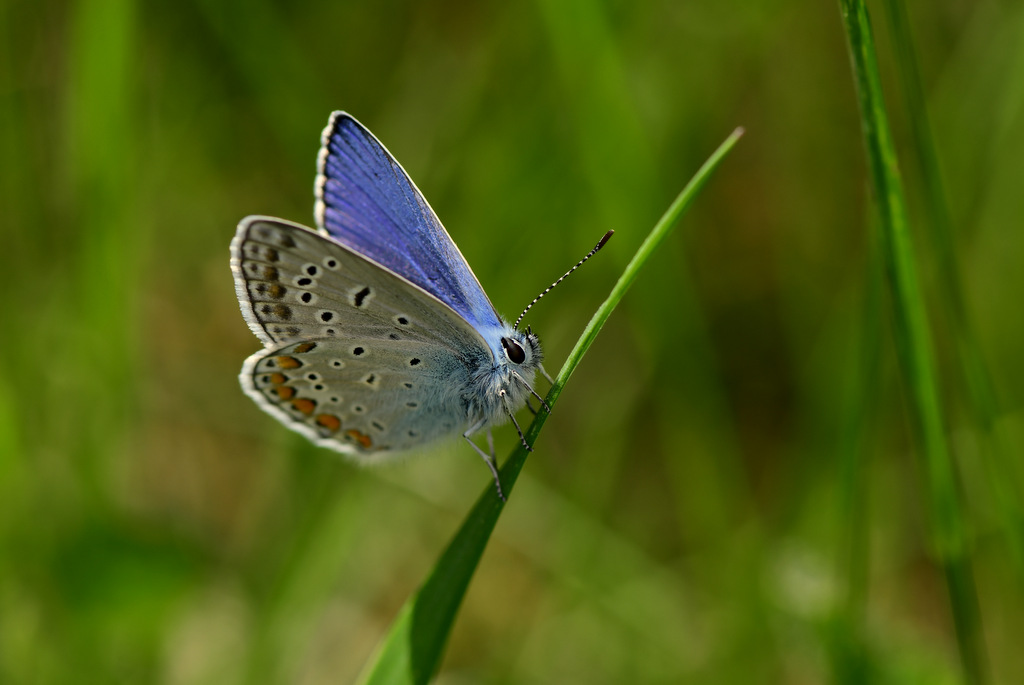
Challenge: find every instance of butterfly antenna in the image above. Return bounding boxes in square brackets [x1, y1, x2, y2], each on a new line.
[514, 230, 614, 330]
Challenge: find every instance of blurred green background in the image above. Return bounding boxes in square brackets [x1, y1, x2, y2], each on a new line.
[3, 0, 1024, 682]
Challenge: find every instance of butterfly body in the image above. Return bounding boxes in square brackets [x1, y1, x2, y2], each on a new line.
[231, 113, 543, 468]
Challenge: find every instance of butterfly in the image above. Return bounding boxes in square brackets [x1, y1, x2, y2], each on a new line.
[231, 112, 602, 500]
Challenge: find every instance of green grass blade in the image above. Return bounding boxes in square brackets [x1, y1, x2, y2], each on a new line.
[837, 1, 988, 683]
[355, 127, 745, 685]
[881, 0, 1024, 577]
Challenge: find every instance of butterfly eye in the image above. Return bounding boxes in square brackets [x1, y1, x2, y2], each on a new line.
[501, 337, 526, 365]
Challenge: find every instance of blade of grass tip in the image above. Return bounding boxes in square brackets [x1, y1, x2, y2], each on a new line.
[547, 126, 746, 405]
[882, 0, 1024, 577]
[838, 1, 988, 683]
[355, 127, 744, 685]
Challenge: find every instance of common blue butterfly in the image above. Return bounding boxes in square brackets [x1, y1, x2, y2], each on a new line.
[231, 112, 608, 499]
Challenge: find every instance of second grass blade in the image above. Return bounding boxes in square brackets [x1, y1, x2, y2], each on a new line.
[837, 1, 988, 682]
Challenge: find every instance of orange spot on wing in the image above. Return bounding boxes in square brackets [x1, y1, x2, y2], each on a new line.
[346, 429, 373, 449]
[272, 386, 295, 400]
[268, 373, 287, 385]
[276, 356, 301, 369]
[294, 342, 318, 353]
[315, 414, 341, 432]
[291, 398, 316, 415]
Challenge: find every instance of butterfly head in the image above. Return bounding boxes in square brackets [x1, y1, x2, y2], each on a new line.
[485, 324, 544, 424]
[469, 324, 543, 427]
[500, 325, 542, 370]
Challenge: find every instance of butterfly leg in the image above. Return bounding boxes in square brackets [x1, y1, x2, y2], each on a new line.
[539, 363, 555, 385]
[500, 389, 533, 452]
[512, 371, 551, 413]
[463, 429, 506, 501]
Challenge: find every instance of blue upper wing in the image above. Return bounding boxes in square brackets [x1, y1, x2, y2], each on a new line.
[314, 112, 502, 334]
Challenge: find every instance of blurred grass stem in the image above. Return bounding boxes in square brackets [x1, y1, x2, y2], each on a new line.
[838, 1, 988, 682]
[881, 0, 1024, 577]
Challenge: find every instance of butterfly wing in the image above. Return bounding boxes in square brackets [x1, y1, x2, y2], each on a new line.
[314, 112, 504, 338]
[231, 216, 492, 456]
